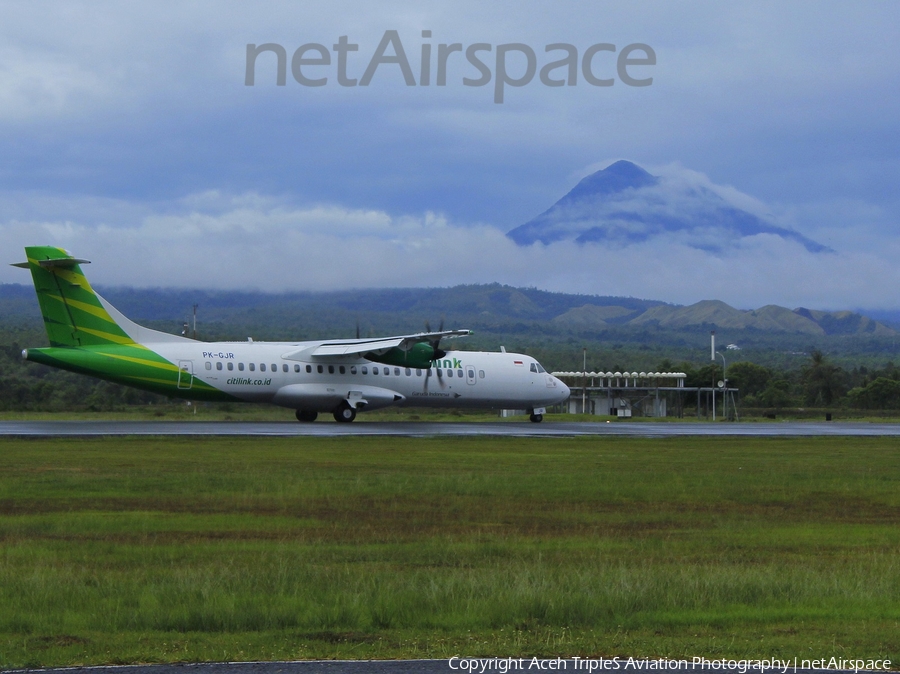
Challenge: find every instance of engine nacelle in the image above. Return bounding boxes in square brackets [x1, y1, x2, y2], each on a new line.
[272, 383, 404, 412]
[364, 341, 441, 369]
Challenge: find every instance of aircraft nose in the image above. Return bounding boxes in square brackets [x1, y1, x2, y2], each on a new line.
[557, 378, 571, 402]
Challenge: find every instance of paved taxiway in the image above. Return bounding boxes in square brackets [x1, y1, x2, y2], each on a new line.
[2, 420, 899, 437]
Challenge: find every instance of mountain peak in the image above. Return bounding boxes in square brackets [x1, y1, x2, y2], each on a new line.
[559, 161, 659, 205]
[507, 161, 829, 254]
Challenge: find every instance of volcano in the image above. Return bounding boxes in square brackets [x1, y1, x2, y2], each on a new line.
[507, 160, 829, 253]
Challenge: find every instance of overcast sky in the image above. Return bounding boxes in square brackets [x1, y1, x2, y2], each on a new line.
[1, 1, 898, 310]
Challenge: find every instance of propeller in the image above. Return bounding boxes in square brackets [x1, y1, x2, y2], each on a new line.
[424, 318, 447, 361]
[423, 363, 447, 392]
[423, 318, 447, 391]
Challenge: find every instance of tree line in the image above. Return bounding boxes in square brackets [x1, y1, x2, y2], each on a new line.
[669, 350, 900, 410]
[2, 326, 899, 412]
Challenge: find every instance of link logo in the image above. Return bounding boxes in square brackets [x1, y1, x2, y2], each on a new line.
[433, 357, 463, 369]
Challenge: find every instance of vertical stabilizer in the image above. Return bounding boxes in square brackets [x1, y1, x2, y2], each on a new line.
[13, 246, 137, 348]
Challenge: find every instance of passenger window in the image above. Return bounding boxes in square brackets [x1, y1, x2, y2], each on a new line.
[457, 369, 463, 378]
[317, 365, 323, 373]
[447, 369, 453, 378]
[216, 362, 223, 371]
[249, 363, 255, 372]
[272, 364, 277, 372]
[405, 368, 411, 376]
[383, 368, 389, 376]
[467, 367, 475, 379]
[283, 364, 288, 373]
[373, 367, 379, 375]
[362, 366, 368, 374]
[339, 366, 346, 374]
[260, 363, 266, 372]
[394, 368, 400, 376]
[437, 369, 443, 377]
[306, 365, 312, 373]
[238, 363, 244, 371]
[350, 366, 357, 375]
[328, 365, 334, 374]
[479, 370, 485, 379]
[416, 369, 422, 376]
[227, 362, 234, 371]
[205, 362, 211, 370]
[294, 364, 300, 373]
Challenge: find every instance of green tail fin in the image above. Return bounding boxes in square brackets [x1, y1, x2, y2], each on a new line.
[13, 246, 136, 348]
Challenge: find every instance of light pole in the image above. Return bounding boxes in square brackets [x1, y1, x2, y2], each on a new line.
[582, 347, 587, 415]
[716, 350, 727, 420]
[710, 331, 716, 421]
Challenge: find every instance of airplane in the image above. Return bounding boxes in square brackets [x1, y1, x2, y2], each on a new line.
[13, 246, 571, 422]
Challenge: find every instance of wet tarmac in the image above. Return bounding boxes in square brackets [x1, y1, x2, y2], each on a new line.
[1, 420, 899, 438]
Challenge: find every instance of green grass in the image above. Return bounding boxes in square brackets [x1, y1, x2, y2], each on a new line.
[0, 436, 898, 666]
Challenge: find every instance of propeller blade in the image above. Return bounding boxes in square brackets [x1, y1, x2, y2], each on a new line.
[429, 317, 447, 360]
[424, 318, 448, 360]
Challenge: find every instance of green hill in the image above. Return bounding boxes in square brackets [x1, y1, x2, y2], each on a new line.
[1, 283, 897, 371]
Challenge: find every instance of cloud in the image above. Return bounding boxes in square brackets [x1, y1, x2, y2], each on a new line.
[3, 189, 900, 312]
[1, 3, 899, 313]
[0, 47, 111, 122]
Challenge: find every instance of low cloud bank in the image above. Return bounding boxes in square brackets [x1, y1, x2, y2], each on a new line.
[2, 190, 898, 312]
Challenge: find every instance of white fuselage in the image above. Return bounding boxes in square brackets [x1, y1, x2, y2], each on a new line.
[152, 340, 570, 413]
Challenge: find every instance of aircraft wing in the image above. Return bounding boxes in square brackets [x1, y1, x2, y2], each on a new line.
[282, 330, 470, 360]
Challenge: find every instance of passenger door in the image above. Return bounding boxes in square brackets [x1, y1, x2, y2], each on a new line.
[177, 360, 193, 389]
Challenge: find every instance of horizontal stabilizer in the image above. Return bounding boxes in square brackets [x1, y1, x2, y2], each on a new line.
[11, 257, 90, 269]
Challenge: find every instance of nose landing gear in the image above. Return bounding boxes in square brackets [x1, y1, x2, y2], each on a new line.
[295, 410, 318, 422]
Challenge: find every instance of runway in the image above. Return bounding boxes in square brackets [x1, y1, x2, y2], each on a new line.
[2, 420, 900, 437]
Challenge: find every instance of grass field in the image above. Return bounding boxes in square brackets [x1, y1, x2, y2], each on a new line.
[0, 435, 898, 667]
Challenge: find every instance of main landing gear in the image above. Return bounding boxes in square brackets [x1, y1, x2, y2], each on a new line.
[296, 403, 358, 423]
[529, 412, 543, 423]
[332, 401, 357, 423]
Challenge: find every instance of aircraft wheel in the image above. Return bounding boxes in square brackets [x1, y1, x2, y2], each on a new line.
[295, 410, 318, 423]
[333, 402, 357, 423]
[529, 412, 543, 423]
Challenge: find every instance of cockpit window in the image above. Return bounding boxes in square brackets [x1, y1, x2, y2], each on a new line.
[537, 362, 546, 373]
[530, 363, 537, 373]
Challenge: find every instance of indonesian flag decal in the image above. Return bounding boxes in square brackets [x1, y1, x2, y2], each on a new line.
[513, 360, 524, 366]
